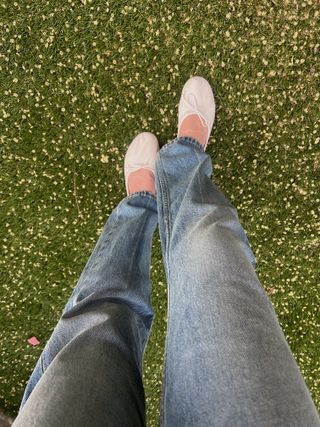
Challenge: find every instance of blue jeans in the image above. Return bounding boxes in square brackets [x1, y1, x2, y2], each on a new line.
[14, 137, 319, 426]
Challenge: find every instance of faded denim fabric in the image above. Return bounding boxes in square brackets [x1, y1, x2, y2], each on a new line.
[13, 137, 319, 427]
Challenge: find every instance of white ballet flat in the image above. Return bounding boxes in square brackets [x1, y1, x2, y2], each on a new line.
[124, 132, 159, 195]
[178, 76, 216, 151]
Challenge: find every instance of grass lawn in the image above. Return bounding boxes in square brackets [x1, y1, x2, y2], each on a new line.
[0, 0, 319, 424]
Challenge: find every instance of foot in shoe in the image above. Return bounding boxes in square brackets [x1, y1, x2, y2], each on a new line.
[127, 168, 155, 196]
[124, 131, 159, 196]
[178, 114, 208, 147]
[177, 76, 215, 151]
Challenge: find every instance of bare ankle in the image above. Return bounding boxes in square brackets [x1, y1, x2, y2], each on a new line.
[178, 114, 208, 146]
[127, 168, 155, 196]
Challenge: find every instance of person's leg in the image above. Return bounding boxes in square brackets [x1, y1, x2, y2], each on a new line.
[13, 134, 159, 427]
[155, 136, 320, 427]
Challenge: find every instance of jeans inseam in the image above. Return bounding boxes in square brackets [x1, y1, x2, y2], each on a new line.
[156, 158, 172, 274]
[155, 154, 174, 427]
[125, 197, 151, 286]
[40, 352, 46, 374]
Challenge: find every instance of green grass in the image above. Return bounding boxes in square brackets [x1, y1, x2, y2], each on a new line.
[0, 0, 319, 424]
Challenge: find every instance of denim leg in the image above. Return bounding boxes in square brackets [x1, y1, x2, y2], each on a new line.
[155, 137, 320, 427]
[13, 191, 158, 427]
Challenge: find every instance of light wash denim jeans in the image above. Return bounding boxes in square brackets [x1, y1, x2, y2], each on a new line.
[13, 137, 319, 427]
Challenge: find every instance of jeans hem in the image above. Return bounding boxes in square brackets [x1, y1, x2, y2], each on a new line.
[160, 136, 205, 153]
[126, 190, 157, 201]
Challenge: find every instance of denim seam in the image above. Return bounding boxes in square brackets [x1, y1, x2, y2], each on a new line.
[156, 153, 172, 427]
[194, 146, 205, 204]
[156, 155, 171, 276]
[125, 197, 152, 285]
[40, 352, 46, 374]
